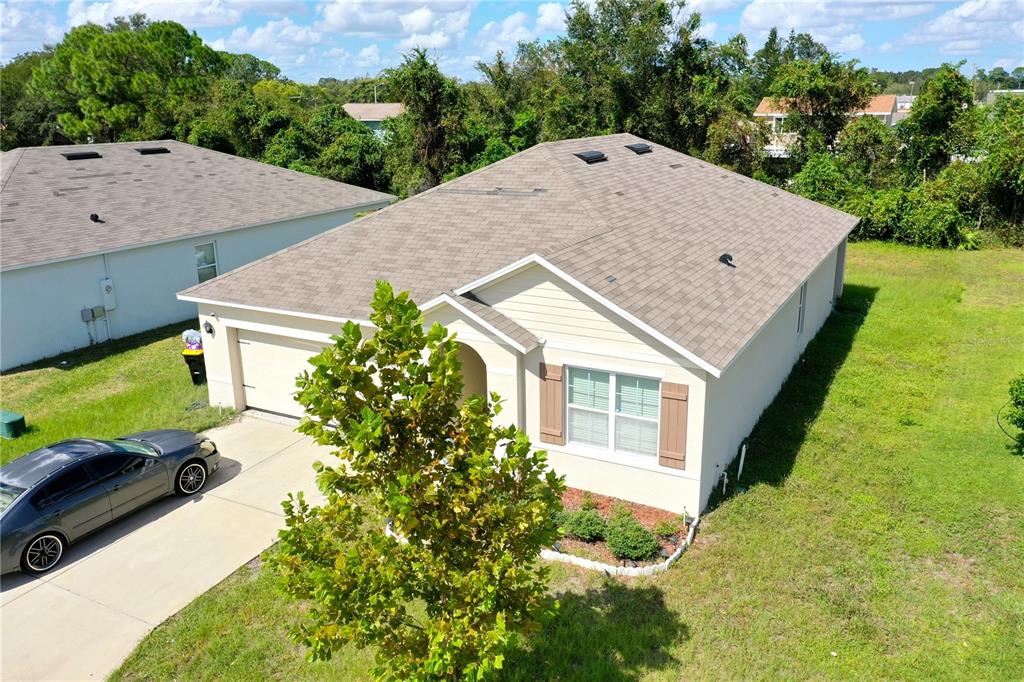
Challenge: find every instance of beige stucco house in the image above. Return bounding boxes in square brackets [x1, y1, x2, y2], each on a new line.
[178, 134, 857, 515]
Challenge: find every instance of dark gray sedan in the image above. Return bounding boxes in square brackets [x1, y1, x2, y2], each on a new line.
[0, 430, 220, 575]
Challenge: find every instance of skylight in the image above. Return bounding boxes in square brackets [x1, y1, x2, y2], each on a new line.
[574, 151, 607, 164]
[135, 147, 170, 155]
[625, 143, 652, 154]
[61, 151, 102, 161]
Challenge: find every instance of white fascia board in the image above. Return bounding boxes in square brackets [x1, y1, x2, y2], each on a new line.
[454, 253, 723, 378]
[421, 294, 527, 353]
[178, 294, 375, 328]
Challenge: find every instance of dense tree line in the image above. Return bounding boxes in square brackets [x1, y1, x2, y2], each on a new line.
[2, 1, 1021, 246]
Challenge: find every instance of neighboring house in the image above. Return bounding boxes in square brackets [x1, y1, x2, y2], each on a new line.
[179, 134, 857, 516]
[342, 102, 405, 136]
[984, 89, 1024, 105]
[753, 95, 899, 157]
[893, 95, 916, 124]
[0, 141, 393, 370]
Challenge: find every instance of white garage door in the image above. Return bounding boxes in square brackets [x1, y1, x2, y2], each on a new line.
[237, 329, 326, 417]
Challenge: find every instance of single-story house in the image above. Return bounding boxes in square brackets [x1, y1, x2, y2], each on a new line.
[179, 133, 857, 515]
[0, 141, 393, 370]
[342, 102, 405, 136]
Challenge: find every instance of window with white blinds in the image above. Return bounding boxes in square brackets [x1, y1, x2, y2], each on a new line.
[567, 367, 660, 457]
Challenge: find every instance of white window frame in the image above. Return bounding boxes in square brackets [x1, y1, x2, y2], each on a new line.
[565, 366, 661, 460]
[195, 241, 218, 283]
[797, 281, 808, 334]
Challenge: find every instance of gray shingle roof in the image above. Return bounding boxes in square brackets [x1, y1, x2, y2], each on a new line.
[449, 293, 539, 350]
[0, 140, 393, 270]
[180, 133, 858, 373]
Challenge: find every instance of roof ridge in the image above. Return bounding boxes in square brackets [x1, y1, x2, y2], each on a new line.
[0, 148, 26, 193]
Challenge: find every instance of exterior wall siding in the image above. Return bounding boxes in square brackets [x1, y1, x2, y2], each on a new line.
[700, 243, 841, 510]
[0, 207, 371, 370]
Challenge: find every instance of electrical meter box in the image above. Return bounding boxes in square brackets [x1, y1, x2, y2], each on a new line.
[100, 277, 117, 310]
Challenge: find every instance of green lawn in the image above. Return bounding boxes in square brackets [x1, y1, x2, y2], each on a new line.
[1, 322, 235, 465]
[112, 243, 1024, 680]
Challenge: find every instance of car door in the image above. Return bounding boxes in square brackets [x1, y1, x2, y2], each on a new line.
[85, 453, 168, 519]
[32, 464, 112, 541]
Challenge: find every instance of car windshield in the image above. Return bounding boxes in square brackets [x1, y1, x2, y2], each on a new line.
[0, 482, 27, 513]
[109, 440, 158, 456]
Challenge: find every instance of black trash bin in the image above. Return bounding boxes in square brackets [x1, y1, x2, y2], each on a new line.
[182, 349, 207, 385]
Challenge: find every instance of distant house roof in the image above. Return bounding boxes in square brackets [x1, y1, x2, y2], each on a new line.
[0, 141, 393, 271]
[342, 102, 405, 122]
[754, 94, 896, 116]
[181, 133, 857, 375]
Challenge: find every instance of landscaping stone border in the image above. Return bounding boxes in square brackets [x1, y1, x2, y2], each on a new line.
[540, 515, 701, 576]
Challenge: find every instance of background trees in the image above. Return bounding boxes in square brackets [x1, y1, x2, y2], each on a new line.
[1, 1, 1020, 244]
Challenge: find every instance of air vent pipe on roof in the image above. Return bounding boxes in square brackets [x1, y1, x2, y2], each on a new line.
[574, 150, 607, 164]
[719, 253, 735, 267]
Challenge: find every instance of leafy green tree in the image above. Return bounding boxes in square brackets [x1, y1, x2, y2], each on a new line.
[790, 152, 856, 207]
[29, 17, 224, 142]
[769, 53, 874, 152]
[752, 28, 784, 95]
[835, 115, 899, 187]
[274, 281, 565, 681]
[384, 49, 468, 192]
[897, 63, 976, 179]
[0, 50, 69, 150]
[704, 108, 769, 176]
[978, 94, 1024, 223]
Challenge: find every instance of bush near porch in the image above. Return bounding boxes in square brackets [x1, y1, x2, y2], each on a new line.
[112, 242, 1024, 680]
[0, 322, 235, 465]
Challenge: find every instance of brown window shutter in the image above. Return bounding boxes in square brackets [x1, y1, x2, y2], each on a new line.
[658, 382, 688, 469]
[539, 363, 565, 445]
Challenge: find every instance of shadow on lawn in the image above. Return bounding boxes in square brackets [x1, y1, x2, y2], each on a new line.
[501, 579, 688, 681]
[706, 283, 878, 509]
[1, 319, 198, 376]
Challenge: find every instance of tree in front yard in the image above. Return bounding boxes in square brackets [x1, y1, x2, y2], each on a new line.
[273, 281, 565, 681]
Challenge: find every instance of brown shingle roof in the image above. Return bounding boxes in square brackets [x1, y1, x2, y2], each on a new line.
[181, 134, 857, 373]
[755, 94, 897, 116]
[342, 103, 405, 121]
[0, 140, 393, 270]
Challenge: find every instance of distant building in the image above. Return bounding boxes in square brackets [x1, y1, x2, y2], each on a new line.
[984, 89, 1024, 105]
[752, 95, 899, 158]
[893, 95, 916, 123]
[342, 102, 405, 136]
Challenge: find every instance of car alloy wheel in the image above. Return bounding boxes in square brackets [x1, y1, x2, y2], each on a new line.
[24, 534, 64, 573]
[178, 462, 207, 494]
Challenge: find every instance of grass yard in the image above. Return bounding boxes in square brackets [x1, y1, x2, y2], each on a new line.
[0, 322, 235, 465]
[112, 243, 1024, 680]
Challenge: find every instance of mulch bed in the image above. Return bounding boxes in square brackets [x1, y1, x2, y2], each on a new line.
[556, 488, 690, 567]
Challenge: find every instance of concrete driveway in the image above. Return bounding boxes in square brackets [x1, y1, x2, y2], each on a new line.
[0, 414, 329, 681]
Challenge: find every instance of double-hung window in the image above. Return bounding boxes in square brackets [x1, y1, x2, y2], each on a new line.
[195, 242, 218, 283]
[567, 367, 660, 458]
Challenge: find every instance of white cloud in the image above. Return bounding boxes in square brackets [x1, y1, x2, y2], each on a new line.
[318, 0, 471, 37]
[0, 3, 64, 60]
[905, 0, 1024, 53]
[476, 11, 535, 54]
[355, 43, 382, 67]
[695, 20, 718, 40]
[536, 2, 566, 33]
[687, 0, 746, 14]
[399, 6, 435, 33]
[66, 0, 245, 29]
[396, 30, 451, 50]
[836, 32, 866, 52]
[217, 17, 322, 53]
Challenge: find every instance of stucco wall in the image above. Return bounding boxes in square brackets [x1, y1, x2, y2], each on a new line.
[1, 207, 372, 370]
[700, 243, 842, 510]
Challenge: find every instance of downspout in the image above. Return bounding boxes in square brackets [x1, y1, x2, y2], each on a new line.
[100, 253, 113, 341]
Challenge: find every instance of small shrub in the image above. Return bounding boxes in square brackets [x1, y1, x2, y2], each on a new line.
[606, 512, 661, 561]
[1008, 373, 1024, 432]
[652, 519, 680, 538]
[580, 491, 598, 511]
[562, 509, 607, 542]
[609, 501, 633, 523]
[896, 189, 967, 248]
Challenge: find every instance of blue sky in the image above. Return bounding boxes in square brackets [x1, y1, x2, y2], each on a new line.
[2, 1, 1022, 83]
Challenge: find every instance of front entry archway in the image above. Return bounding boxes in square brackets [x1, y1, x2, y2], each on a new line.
[457, 343, 487, 402]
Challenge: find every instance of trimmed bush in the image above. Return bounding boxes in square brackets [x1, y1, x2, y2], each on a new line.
[652, 519, 680, 538]
[605, 513, 661, 561]
[1008, 374, 1024, 432]
[580, 491, 598, 511]
[561, 509, 607, 542]
[895, 189, 967, 248]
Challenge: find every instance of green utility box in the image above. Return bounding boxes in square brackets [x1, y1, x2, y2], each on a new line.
[1, 410, 27, 439]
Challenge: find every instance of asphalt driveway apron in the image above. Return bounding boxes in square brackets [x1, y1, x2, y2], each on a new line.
[0, 414, 328, 681]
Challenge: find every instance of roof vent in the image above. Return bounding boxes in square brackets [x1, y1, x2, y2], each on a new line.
[135, 146, 170, 155]
[719, 253, 735, 268]
[574, 150, 607, 164]
[625, 143, 652, 154]
[61, 151, 102, 161]
[89, 213, 104, 223]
